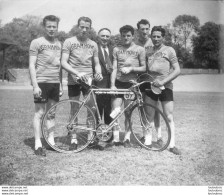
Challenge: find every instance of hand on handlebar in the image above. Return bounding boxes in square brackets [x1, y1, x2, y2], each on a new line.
[152, 79, 164, 88]
[110, 85, 117, 90]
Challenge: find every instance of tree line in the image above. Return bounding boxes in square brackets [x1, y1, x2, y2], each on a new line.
[0, 14, 223, 72]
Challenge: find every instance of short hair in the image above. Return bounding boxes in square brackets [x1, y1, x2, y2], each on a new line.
[119, 25, 135, 35]
[77, 16, 92, 28]
[137, 19, 150, 29]
[98, 28, 111, 34]
[43, 15, 60, 26]
[151, 26, 166, 37]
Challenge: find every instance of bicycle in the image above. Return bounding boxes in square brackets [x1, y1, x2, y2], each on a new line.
[41, 73, 171, 153]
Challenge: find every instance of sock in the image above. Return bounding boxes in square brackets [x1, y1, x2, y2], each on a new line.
[124, 131, 131, 141]
[113, 130, 120, 142]
[68, 133, 78, 144]
[143, 122, 154, 138]
[113, 124, 120, 142]
[144, 134, 152, 145]
[35, 139, 42, 150]
[156, 126, 162, 140]
[48, 132, 55, 145]
[88, 132, 94, 143]
[71, 138, 78, 144]
[48, 137, 55, 146]
[144, 122, 153, 145]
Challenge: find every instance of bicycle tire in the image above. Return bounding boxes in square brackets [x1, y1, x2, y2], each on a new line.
[130, 103, 171, 151]
[41, 99, 96, 153]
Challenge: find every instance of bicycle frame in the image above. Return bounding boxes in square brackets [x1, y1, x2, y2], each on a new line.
[68, 85, 144, 134]
[41, 77, 172, 153]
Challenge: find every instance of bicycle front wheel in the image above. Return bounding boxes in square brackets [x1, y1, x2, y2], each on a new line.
[130, 103, 171, 151]
[41, 99, 96, 153]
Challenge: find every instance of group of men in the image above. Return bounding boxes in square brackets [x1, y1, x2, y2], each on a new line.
[29, 15, 181, 157]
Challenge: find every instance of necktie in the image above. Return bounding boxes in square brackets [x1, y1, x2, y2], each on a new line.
[103, 47, 112, 73]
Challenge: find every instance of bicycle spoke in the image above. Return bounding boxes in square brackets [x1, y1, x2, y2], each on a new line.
[41, 99, 96, 153]
[130, 103, 171, 151]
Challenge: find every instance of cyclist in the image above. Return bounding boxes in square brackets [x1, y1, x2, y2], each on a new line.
[109, 25, 146, 147]
[135, 19, 163, 148]
[29, 15, 62, 156]
[143, 26, 181, 155]
[61, 16, 103, 150]
[135, 19, 153, 55]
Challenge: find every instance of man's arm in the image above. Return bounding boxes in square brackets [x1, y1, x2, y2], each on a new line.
[120, 48, 146, 74]
[120, 64, 146, 74]
[59, 66, 63, 96]
[156, 62, 180, 86]
[93, 56, 103, 81]
[130, 61, 146, 73]
[153, 48, 181, 87]
[158, 62, 180, 86]
[61, 52, 81, 77]
[110, 58, 118, 89]
[29, 55, 41, 97]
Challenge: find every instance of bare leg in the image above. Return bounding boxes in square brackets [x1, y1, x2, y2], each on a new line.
[69, 95, 81, 144]
[161, 101, 175, 148]
[154, 102, 162, 139]
[33, 103, 45, 150]
[123, 99, 132, 142]
[143, 95, 158, 145]
[45, 99, 57, 145]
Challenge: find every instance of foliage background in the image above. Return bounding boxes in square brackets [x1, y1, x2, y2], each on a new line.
[0, 14, 223, 72]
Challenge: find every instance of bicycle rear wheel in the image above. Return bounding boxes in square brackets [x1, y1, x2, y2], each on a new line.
[130, 103, 171, 151]
[41, 99, 96, 153]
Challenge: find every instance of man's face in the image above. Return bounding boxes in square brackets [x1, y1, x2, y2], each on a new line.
[99, 30, 111, 47]
[44, 20, 58, 38]
[77, 20, 91, 41]
[138, 24, 150, 40]
[151, 31, 164, 47]
[121, 31, 133, 46]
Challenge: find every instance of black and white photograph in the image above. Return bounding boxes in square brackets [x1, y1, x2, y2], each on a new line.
[0, 0, 223, 194]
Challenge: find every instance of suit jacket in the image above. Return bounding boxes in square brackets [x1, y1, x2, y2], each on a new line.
[93, 43, 113, 88]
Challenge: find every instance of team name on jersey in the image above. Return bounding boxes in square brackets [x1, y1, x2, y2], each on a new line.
[145, 46, 153, 51]
[39, 44, 61, 51]
[117, 49, 138, 56]
[70, 43, 94, 50]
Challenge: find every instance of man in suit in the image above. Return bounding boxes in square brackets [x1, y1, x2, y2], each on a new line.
[91, 28, 113, 149]
[94, 28, 113, 126]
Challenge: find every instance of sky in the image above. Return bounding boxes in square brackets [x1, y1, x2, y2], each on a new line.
[0, 0, 223, 34]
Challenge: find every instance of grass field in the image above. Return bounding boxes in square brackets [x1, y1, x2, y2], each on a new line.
[0, 89, 224, 186]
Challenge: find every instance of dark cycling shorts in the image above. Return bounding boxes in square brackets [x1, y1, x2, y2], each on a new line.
[145, 87, 174, 102]
[34, 83, 60, 103]
[115, 80, 132, 98]
[68, 84, 90, 97]
[139, 82, 151, 93]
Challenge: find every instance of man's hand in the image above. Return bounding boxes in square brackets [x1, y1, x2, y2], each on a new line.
[76, 72, 88, 83]
[110, 85, 117, 90]
[120, 67, 132, 74]
[94, 73, 103, 81]
[59, 84, 63, 97]
[33, 86, 42, 98]
[152, 79, 165, 88]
